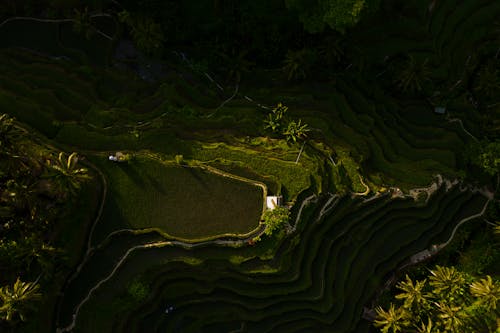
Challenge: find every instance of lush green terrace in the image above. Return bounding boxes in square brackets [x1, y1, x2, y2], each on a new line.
[0, 0, 498, 332]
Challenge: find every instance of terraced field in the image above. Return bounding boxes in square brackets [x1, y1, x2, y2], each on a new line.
[2, 2, 498, 332]
[90, 155, 266, 242]
[56, 184, 489, 333]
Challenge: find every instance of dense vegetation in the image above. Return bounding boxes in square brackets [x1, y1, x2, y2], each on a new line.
[0, 114, 95, 330]
[0, 0, 499, 332]
[375, 266, 500, 332]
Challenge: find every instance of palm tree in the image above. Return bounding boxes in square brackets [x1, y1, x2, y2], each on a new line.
[3, 178, 38, 219]
[428, 265, 466, 298]
[216, 48, 254, 84]
[395, 275, 428, 311]
[465, 306, 499, 333]
[264, 114, 281, 133]
[0, 114, 17, 153]
[474, 60, 500, 101]
[0, 278, 41, 322]
[272, 103, 288, 120]
[394, 55, 431, 93]
[374, 304, 410, 333]
[119, 11, 164, 56]
[469, 275, 500, 310]
[283, 48, 318, 81]
[264, 103, 288, 133]
[494, 221, 500, 235]
[283, 119, 310, 143]
[73, 7, 94, 40]
[319, 35, 345, 68]
[46, 152, 90, 196]
[414, 317, 435, 333]
[435, 302, 464, 332]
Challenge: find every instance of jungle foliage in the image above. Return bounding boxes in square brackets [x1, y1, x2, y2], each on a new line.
[0, 114, 91, 328]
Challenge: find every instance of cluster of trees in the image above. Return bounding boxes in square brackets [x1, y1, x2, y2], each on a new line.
[0, 0, 378, 73]
[466, 140, 500, 177]
[374, 266, 500, 333]
[285, 0, 380, 33]
[0, 114, 90, 327]
[374, 216, 500, 333]
[264, 103, 310, 144]
[262, 206, 290, 237]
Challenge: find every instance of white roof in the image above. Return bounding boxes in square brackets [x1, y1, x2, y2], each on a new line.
[266, 196, 281, 210]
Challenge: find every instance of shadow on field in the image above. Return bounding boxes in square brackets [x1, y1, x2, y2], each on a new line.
[117, 162, 145, 188]
[186, 167, 210, 191]
[145, 173, 168, 195]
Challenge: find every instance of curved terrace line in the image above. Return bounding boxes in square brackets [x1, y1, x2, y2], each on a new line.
[56, 185, 318, 333]
[366, 182, 495, 317]
[0, 15, 115, 41]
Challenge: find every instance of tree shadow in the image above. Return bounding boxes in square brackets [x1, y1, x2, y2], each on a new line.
[185, 166, 210, 191]
[117, 162, 146, 188]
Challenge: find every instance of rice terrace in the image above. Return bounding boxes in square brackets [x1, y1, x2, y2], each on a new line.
[0, 1, 499, 333]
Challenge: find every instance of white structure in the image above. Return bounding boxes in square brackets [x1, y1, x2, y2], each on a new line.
[266, 196, 283, 210]
[108, 151, 126, 162]
[434, 106, 446, 114]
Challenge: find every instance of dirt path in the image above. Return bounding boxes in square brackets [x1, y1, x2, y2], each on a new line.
[446, 116, 479, 142]
[352, 175, 370, 196]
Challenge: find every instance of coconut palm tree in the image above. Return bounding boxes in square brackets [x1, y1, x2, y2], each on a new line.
[46, 152, 90, 196]
[319, 35, 345, 68]
[0, 114, 17, 153]
[435, 302, 464, 332]
[264, 103, 288, 133]
[216, 48, 254, 84]
[428, 265, 466, 298]
[119, 10, 164, 56]
[469, 275, 500, 310]
[474, 60, 500, 101]
[2, 178, 39, 219]
[283, 48, 318, 81]
[394, 55, 431, 93]
[272, 103, 288, 120]
[494, 221, 500, 235]
[264, 114, 281, 133]
[465, 306, 499, 333]
[283, 119, 310, 144]
[414, 317, 434, 333]
[395, 274, 428, 311]
[374, 304, 410, 333]
[73, 7, 94, 40]
[0, 278, 41, 322]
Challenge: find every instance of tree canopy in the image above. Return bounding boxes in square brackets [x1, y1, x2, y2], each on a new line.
[285, 0, 380, 33]
[374, 266, 500, 333]
[262, 207, 290, 236]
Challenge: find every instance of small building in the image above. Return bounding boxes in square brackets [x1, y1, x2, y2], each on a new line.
[108, 152, 127, 162]
[434, 106, 446, 114]
[266, 196, 283, 210]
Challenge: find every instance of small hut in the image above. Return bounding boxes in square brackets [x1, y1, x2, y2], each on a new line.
[108, 152, 127, 162]
[266, 196, 283, 210]
[434, 106, 446, 114]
